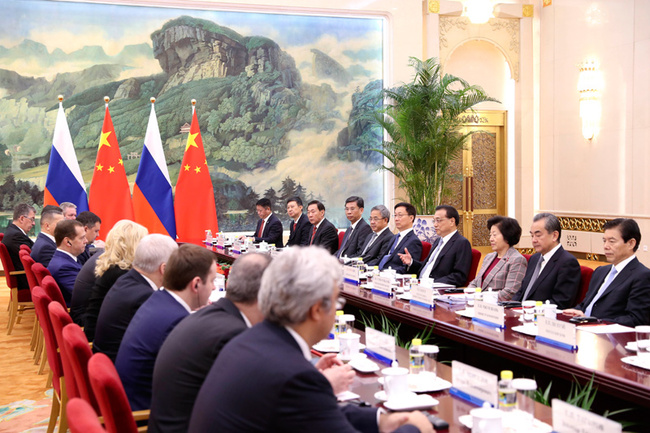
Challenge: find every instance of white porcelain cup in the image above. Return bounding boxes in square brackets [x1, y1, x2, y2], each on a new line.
[381, 367, 409, 400]
[338, 333, 360, 361]
[464, 287, 476, 306]
[470, 406, 503, 433]
[543, 303, 557, 320]
[522, 300, 537, 324]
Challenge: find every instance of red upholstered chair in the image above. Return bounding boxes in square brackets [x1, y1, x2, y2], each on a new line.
[62, 323, 100, 414]
[49, 302, 78, 403]
[41, 275, 67, 309]
[33, 286, 67, 433]
[420, 241, 432, 262]
[576, 266, 594, 305]
[522, 253, 532, 263]
[338, 230, 345, 249]
[0, 240, 32, 335]
[466, 249, 482, 286]
[20, 243, 32, 254]
[32, 262, 53, 286]
[19, 251, 42, 355]
[67, 398, 106, 433]
[88, 353, 147, 433]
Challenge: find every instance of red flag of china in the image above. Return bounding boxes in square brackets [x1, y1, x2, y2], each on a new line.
[174, 106, 219, 242]
[89, 103, 135, 240]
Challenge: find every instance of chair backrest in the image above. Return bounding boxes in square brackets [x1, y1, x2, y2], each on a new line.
[42, 275, 67, 308]
[19, 251, 39, 291]
[67, 398, 106, 433]
[522, 253, 532, 263]
[338, 230, 345, 248]
[0, 232, 3, 241]
[466, 249, 482, 286]
[88, 353, 138, 433]
[0, 241, 18, 289]
[577, 266, 594, 305]
[32, 262, 52, 286]
[63, 323, 100, 413]
[49, 301, 78, 400]
[32, 286, 62, 395]
[420, 241, 432, 262]
[19, 243, 32, 254]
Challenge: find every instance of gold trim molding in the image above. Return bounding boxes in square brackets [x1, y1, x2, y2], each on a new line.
[517, 248, 535, 255]
[543, 0, 553, 7]
[558, 217, 609, 233]
[428, 0, 440, 14]
[522, 5, 534, 17]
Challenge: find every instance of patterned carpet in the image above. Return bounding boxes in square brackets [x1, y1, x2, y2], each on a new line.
[0, 390, 53, 433]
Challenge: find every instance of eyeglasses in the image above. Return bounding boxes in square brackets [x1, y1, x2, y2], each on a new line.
[393, 213, 408, 219]
[433, 217, 449, 224]
[21, 215, 36, 223]
[369, 217, 384, 222]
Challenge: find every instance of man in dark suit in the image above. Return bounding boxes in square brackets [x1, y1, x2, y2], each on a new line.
[93, 234, 178, 362]
[116, 244, 217, 411]
[378, 202, 422, 273]
[358, 204, 394, 266]
[188, 246, 431, 433]
[149, 253, 272, 433]
[31, 205, 63, 267]
[306, 200, 339, 254]
[512, 213, 580, 308]
[252, 198, 283, 248]
[286, 196, 311, 246]
[399, 205, 472, 287]
[76, 211, 105, 265]
[60, 201, 77, 220]
[336, 196, 372, 259]
[2, 203, 36, 291]
[47, 219, 87, 306]
[565, 218, 650, 327]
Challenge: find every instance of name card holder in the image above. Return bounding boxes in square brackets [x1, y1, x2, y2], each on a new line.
[343, 265, 360, 285]
[472, 301, 505, 329]
[536, 316, 578, 351]
[371, 276, 392, 297]
[364, 327, 396, 365]
[231, 241, 242, 254]
[450, 360, 498, 407]
[552, 399, 622, 433]
[216, 237, 225, 250]
[410, 284, 434, 309]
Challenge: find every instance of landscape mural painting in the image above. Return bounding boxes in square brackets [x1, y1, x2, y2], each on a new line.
[0, 0, 385, 231]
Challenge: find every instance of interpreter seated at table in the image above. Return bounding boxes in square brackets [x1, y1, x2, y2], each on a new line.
[116, 244, 217, 411]
[251, 198, 284, 248]
[47, 219, 87, 306]
[378, 202, 422, 274]
[564, 218, 650, 327]
[188, 246, 432, 433]
[512, 213, 580, 309]
[399, 205, 472, 287]
[306, 199, 339, 254]
[357, 204, 394, 266]
[467, 216, 527, 302]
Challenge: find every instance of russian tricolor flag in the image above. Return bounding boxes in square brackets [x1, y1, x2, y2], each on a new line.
[133, 99, 176, 238]
[44, 98, 89, 212]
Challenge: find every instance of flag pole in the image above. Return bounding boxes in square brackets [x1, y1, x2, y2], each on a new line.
[104, 96, 110, 107]
[151, 97, 156, 105]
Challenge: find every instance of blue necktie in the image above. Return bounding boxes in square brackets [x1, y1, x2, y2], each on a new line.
[378, 234, 400, 270]
[584, 266, 618, 316]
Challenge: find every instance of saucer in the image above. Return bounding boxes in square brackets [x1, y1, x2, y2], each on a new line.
[455, 308, 474, 318]
[378, 374, 452, 393]
[512, 325, 538, 337]
[625, 342, 638, 352]
[383, 394, 438, 411]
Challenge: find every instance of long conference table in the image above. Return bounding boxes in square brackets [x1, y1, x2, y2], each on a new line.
[208, 245, 650, 413]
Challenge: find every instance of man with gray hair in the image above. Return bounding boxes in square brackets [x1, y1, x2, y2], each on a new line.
[512, 212, 581, 308]
[358, 204, 394, 266]
[92, 234, 178, 361]
[60, 201, 77, 220]
[189, 246, 432, 433]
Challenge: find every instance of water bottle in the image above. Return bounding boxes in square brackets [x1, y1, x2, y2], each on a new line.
[409, 338, 424, 374]
[498, 370, 516, 411]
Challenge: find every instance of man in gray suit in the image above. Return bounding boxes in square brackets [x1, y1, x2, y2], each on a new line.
[358, 205, 394, 266]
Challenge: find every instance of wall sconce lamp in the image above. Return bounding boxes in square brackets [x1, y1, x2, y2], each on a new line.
[463, 0, 494, 24]
[577, 60, 602, 141]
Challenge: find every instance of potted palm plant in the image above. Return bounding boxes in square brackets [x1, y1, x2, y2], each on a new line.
[374, 57, 498, 218]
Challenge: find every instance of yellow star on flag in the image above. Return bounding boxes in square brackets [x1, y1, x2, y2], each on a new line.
[118, 159, 123, 165]
[204, 159, 208, 166]
[108, 166, 115, 173]
[96, 164, 103, 171]
[184, 164, 190, 171]
[185, 132, 199, 151]
[99, 131, 112, 149]
[194, 166, 201, 174]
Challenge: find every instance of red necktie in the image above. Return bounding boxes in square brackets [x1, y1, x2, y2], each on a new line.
[258, 220, 265, 238]
[310, 226, 317, 245]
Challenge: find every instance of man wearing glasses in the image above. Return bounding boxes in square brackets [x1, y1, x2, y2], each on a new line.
[358, 204, 394, 266]
[377, 202, 422, 273]
[2, 203, 36, 291]
[399, 205, 472, 287]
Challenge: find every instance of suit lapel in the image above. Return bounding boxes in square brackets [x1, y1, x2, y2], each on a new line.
[599, 260, 637, 300]
[482, 252, 507, 288]
[432, 234, 454, 271]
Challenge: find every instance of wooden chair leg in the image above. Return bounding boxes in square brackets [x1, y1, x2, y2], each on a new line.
[46, 390, 60, 433]
[34, 328, 43, 363]
[30, 316, 38, 351]
[6, 293, 18, 335]
[40, 348, 49, 375]
[58, 378, 68, 433]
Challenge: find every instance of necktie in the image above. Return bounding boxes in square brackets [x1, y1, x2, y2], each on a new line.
[361, 233, 378, 256]
[584, 266, 618, 316]
[309, 226, 317, 245]
[521, 257, 544, 301]
[378, 234, 400, 269]
[258, 220, 265, 238]
[419, 238, 443, 279]
[336, 227, 353, 258]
